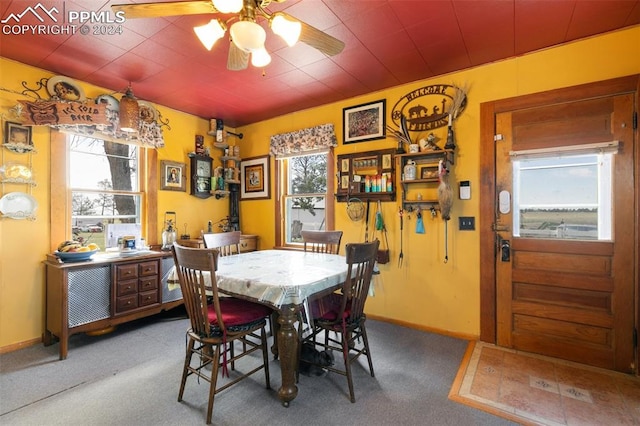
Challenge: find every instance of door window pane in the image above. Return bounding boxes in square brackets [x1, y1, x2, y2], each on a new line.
[513, 153, 612, 240]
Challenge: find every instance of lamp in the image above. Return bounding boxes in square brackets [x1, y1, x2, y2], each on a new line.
[194, 19, 226, 50]
[270, 12, 301, 47]
[119, 85, 139, 133]
[230, 20, 266, 52]
[212, 0, 243, 14]
[251, 46, 271, 67]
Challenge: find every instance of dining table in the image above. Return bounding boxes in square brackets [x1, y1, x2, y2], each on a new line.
[170, 249, 350, 406]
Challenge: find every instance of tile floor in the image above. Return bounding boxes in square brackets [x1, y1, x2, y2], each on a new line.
[450, 342, 640, 426]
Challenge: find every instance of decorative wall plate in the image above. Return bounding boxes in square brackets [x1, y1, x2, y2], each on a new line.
[95, 94, 120, 112]
[0, 192, 38, 219]
[46, 76, 86, 101]
[138, 101, 158, 123]
[0, 163, 32, 181]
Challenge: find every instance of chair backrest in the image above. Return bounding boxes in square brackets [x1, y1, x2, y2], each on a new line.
[336, 240, 379, 323]
[301, 230, 343, 254]
[203, 230, 241, 256]
[171, 244, 226, 337]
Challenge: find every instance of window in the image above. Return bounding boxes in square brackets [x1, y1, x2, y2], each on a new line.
[513, 152, 613, 241]
[283, 153, 328, 244]
[270, 123, 338, 247]
[68, 134, 142, 249]
[50, 130, 154, 251]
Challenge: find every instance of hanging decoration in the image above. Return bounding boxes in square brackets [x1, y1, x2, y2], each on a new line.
[119, 85, 139, 132]
[6, 76, 167, 148]
[390, 84, 468, 133]
[18, 100, 107, 126]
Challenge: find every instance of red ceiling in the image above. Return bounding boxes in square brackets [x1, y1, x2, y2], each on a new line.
[1, 0, 639, 127]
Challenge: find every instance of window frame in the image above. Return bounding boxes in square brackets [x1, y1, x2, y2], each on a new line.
[274, 149, 335, 249]
[50, 130, 158, 251]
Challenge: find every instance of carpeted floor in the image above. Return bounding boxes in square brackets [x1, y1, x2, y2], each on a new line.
[449, 341, 640, 425]
[0, 308, 516, 425]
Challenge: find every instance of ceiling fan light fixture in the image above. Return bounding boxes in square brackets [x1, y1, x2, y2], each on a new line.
[194, 19, 227, 50]
[251, 47, 271, 67]
[270, 12, 301, 47]
[119, 85, 139, 133]
[212, 0, 243, 14]
[230, 20, 266, 52]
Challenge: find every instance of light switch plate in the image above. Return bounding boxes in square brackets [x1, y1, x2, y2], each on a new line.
[459, 217, 475, 231]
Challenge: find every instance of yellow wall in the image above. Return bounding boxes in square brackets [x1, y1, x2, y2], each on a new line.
[1, 26, 638, 351]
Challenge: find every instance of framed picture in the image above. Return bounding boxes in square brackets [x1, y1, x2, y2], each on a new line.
[4, 121, 32, 148]
[160, 160, 186, 191]
[421, 165, 438, 180]
[241, 155, 270, 200]
[341, 175, 349, 189]
[382, 153, 392, 169]
[343, 99, 386, 144]
[341, 158, 350, 173]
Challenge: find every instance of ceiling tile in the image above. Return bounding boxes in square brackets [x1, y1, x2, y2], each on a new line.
[1, 0, 637, 126]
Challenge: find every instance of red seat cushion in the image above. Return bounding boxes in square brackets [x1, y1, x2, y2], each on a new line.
[207, 298, 272, 331]
[310, 293, 351, 322]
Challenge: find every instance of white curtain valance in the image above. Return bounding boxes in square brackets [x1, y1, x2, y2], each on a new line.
[270, 123, 337, 159]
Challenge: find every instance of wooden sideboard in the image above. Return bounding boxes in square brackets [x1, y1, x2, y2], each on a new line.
[44, 251, 181, 359]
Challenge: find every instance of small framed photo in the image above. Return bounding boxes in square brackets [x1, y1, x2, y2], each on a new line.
[3, 121, 33, 151]
[341, 158, 350, 173]
[382, 153, 392, 169]
[160, 160, 186, 191]
[343, 99, 386, 144]
[241, 155, 270, 200]
[421, 165, 438, 180]
[341, 175, 349, 189]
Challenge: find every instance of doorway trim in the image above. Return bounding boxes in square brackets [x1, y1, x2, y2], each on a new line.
[478, 75, 639, 365]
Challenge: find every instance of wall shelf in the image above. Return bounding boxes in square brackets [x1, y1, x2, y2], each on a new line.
[397, 149, 454, 214]
[335, 148, 396, 203]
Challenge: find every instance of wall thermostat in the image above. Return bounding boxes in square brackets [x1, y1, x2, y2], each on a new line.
[459, 180, 471, 200]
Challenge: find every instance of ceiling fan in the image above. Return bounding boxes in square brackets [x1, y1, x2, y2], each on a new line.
[111, 0, 345, 70]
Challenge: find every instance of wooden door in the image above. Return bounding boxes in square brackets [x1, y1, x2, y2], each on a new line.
[494, 94, 636, 372]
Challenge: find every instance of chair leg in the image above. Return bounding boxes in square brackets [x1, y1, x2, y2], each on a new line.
[341, 331, 356, 403]
[178, 337, 196, 402]
[260, 327, 271, 389]
[206, 344, 221, 425]
[359, 323, 375, 377]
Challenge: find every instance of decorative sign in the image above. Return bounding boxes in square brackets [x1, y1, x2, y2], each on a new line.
[18, 100, 107, 126]
[390, 84, 467, 133]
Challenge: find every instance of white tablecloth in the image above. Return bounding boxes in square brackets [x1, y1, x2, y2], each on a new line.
[169, 249, 349, 309]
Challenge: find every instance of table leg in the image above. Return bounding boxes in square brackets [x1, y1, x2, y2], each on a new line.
[276, 306, 298, 406]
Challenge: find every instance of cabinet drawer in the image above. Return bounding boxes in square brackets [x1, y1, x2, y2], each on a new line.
[116, 294, 138, 312]
[138, 261, 158, 277]
[116, 279, 138, 296]
[116, 264, 138, 280]
[139, 276, 158, 292]
[239, 235, 257, 252]
[139, 290, 158, 307]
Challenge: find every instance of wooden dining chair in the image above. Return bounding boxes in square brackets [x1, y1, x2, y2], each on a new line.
[301, 230, 343, 254]
[171, 243, 272, 424]
[202, 230, 241, 256]
[300, 239, 379, 402]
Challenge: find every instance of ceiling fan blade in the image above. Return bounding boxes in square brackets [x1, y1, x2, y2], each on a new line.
[111, 1, 217, 19]
[288, 14, 345, 57]
[227, 42, 249, 71]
